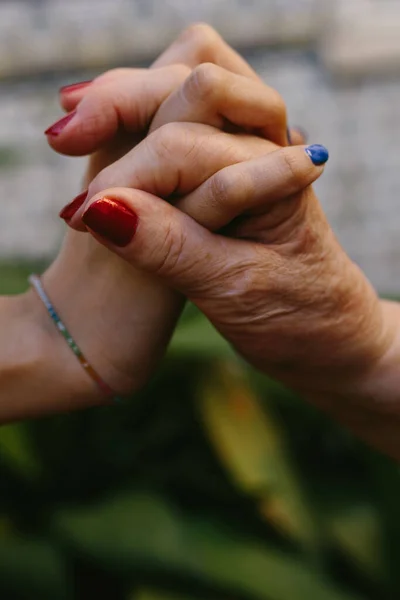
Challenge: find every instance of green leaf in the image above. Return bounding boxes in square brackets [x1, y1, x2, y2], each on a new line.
[53, 491, 361, 600]
[0, 423, 41, 480]
[169, 315, 235, 358]
[198, 362, 319, 550]
[134, 589, 221, 600]
[135, 589, 197, 600]
[0, 516, 12, 540]
[0, 537, 68, 599]
[307, 476, 387, 584]
[327, 503, 385, 581]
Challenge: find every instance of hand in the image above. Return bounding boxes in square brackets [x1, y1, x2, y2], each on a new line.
[69, 141, 375, 383]
[49, 24, 303, 177]
[49, 24, 267, 180]
[66, 135, 334, 381]
[41, 26, 295, 403]
[65, 137, 400, 457]
[42, 26, 400, 459]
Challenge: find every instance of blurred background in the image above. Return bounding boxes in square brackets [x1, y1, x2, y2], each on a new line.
[1, 0, 400, 598]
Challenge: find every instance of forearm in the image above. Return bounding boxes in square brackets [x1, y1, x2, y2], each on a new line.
[297, 300, 400, 460]
[0, 290, 102, 424]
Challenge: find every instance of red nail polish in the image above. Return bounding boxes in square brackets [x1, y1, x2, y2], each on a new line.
[59, 80, 92, 94]
[45, 111, 76, 136]
[59, 191, 88, 221]
[82, 198, 138, 247]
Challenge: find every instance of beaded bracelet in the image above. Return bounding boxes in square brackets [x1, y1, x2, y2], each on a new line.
[29, 274, 120, 402]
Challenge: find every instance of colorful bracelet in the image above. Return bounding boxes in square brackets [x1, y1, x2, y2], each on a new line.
[29, 274, 120, 402]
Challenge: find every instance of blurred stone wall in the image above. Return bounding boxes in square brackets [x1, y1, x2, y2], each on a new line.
[0, 0, 322, 76]
[0, 0, 400, 293]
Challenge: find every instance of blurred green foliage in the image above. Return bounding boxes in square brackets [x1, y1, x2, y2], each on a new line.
[0, 262, 399, 600]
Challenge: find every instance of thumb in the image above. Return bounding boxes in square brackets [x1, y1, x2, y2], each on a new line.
[78, 187, 232, 297]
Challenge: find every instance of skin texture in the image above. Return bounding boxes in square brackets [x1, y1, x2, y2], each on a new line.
[0, 25, 304, 421]
[69, 157, 400, 458]
[42, 25, 295, 397]
[4, 25, 400, 462]
[57, 28, 400, 460]
[0, 292, 100, 423]
[68, 145, 386, 386]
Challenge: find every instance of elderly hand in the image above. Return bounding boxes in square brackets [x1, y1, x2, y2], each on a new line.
[36, 26, 400, 462]
[65, 128, 400, 459]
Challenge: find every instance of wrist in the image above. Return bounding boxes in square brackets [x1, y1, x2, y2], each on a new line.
[288, 298, 400, 459]
[0, 289, 103, 423]
[347, 299, 400, 412]
[42, 232, 184, 397]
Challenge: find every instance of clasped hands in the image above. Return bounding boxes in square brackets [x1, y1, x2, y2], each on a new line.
[37, 25, 400, 458]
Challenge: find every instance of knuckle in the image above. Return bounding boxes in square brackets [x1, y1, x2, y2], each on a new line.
[178, 22, 221, 60]
[169, 63, 192, 80]
[209, 170, 232, 212]
[77, 102, 109, 142]
[151, 122, 198, 162]
[183, 63, 222, 102]
[88, 168, 113, 197]
[266, 89, 287, 124]
[154, 218, 186, 277]
[228, 168, 254, 211]
[94, 67, 132, 84]
[151, 122, 185, 157]
[210, 167, 254, 221]
[279, 148, 305, 184]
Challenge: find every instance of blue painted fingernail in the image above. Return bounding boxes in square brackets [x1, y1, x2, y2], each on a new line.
[286, 127, 292, 145]
[305, 144, 329, 166]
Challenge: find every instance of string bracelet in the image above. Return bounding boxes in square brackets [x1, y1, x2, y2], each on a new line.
[29, 274, 121, 402]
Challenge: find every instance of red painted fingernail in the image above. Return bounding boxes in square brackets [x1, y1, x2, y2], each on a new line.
[82, 198, 138, 247]
[59, 190, 88, 221]
[59, 80, 92, 94]
[45, 111, 76, 136]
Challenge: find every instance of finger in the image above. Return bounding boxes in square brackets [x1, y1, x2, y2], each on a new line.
[60, 23, 260, 114]
[150, 63, 288, 146]
[152, 23, 260, 81]
[59, 80, 93, 112]
[175, 144, 329, 231]
[63, 123, 273, 231]
[58, 68, 150, 113]
[288, 127, 308, 146]
[55, 25, 264, 154]
[45, 65, 191, 156]
[78, 187, 242, 299]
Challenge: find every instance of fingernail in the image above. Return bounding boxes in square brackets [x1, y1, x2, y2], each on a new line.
[60, 80, 92, 94]
[45, 111, 76, 136]
[286, 127, 292, 145]
[82, 197, 139, 247]
[293, 126, 309, 143]
[59, 190, 88, 221]
[305, 144, 329, 166]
